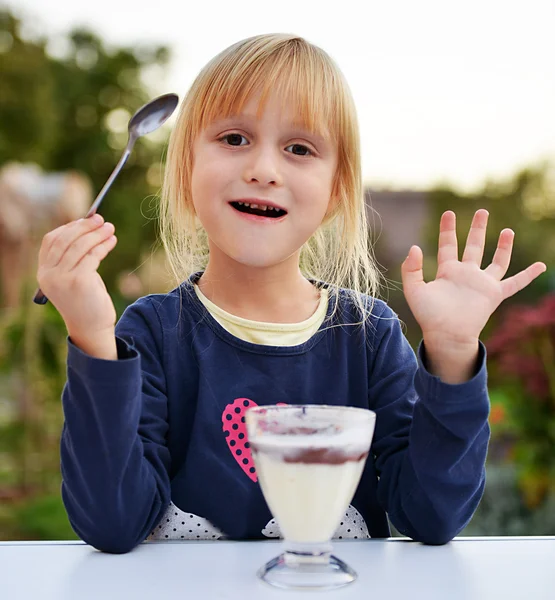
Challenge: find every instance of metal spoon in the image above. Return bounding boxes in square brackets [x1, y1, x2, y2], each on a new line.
[33, 92, 179, 305]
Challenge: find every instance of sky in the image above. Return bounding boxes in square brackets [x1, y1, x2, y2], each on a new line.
[6, 0, 555, 193]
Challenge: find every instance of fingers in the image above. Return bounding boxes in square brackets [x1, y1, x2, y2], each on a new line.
[461, 209, 489, 266]
[58, 221, 115, 271]
[500, 262, 548, 300]
[484, 228, 514, 279]
[40, 214, 105, 267]
[437, 211, 458, 266]
[38, 221, 74, 266]
[73, 234, 118, 273]
[401, 245, 425, 290]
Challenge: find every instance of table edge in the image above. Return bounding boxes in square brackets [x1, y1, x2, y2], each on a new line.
[1, 535, 554, 547]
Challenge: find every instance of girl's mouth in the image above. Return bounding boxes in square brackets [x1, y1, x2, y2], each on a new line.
[230, 201, 287, 219]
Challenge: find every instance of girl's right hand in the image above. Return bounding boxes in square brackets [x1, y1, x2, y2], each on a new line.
[37, 214, 119, 358]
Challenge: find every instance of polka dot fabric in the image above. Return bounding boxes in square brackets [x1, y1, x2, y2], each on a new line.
[333, 505, 371, 539]
[222, 398, 258, 482]
[261, 519, 281, 538]
[262, 504, 371, 540]
[147, 502, 225, 541]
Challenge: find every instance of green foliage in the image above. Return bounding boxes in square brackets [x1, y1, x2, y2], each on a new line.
[462, 464, 555, 536]
[0, 12, 57, 164]
[484, 294, 555, 509]
[0, 8, 171, 297]
[421, 166, 555, 531]
[10, 494, 78, 541]
[0, 9, 172, 540]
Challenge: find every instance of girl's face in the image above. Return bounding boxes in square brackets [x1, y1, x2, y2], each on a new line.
[190, 91, 338, 271]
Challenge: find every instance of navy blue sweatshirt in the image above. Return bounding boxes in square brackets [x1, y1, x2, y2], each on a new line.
[60, 273, 490, 553]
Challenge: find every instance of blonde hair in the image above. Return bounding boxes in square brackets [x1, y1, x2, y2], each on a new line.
[160, 33, 384, 323]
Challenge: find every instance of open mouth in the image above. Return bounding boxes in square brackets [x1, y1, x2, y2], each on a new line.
[230, 201, 287, 219]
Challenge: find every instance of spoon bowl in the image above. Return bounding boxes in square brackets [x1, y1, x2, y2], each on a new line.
[129, 93, 179, 138]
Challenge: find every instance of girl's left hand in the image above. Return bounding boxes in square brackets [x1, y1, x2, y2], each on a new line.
[401, 209, 547, 349]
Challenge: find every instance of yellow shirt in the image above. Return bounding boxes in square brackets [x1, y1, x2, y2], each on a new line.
[193, 284, 329, 347]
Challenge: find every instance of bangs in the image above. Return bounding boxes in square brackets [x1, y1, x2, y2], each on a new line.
[192, 37, 344, 141]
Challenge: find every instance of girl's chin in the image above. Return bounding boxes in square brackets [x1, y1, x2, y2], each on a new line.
[209, 246, 301, 270]
[205, 233, 306, 270]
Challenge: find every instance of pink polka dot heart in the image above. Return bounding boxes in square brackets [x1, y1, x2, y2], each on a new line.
[222, 399, 286, 482]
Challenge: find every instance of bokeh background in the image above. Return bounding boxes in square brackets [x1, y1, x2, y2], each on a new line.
[1, 0, 554, 541]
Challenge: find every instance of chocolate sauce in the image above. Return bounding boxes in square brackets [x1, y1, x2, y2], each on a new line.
[251, 442, 369, 465]
[283, 447, 369, 465]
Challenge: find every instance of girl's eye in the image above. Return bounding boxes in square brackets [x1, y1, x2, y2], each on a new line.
[285, 144, 313, 157]
[219, 134, 313, 157]
[220, 133, 248, 146]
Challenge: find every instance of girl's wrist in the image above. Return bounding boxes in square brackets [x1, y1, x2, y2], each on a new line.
[68, 327, 118, 360]
[422, 335, 480, 384]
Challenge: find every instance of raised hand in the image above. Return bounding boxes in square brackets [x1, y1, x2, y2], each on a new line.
[401, 209, 547, 352]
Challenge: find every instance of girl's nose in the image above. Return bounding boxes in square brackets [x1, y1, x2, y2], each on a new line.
[242, 146, 283, 186]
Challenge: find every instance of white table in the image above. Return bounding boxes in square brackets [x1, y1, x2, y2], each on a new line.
[1, 537, 553, 599]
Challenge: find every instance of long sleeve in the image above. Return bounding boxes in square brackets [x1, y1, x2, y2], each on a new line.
[60, 297, 171, 554]
[369, 303, 490, 545]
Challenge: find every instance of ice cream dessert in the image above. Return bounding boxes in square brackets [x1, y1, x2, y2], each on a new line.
[247, 406, 375, 545]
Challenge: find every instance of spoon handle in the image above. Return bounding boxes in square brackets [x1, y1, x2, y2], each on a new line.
[86, 141, 134, 217]
[32, 139, 136, 305]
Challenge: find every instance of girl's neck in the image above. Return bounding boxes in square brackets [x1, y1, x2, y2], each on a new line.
[197, 255, 321, 324]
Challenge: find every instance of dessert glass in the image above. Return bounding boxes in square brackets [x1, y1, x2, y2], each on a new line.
[245, 404, 376, 590]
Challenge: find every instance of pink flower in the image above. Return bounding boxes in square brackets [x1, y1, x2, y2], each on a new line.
[486, 293, 555, 403]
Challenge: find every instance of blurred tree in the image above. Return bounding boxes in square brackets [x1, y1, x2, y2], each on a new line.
[421, 164, 555, 535]
[0, 9, 172, 294]
[0, 9, 172, 540]
[0, 12, 57, 165]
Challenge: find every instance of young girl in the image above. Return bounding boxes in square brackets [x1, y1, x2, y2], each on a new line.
[37, 34, 547, 554]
